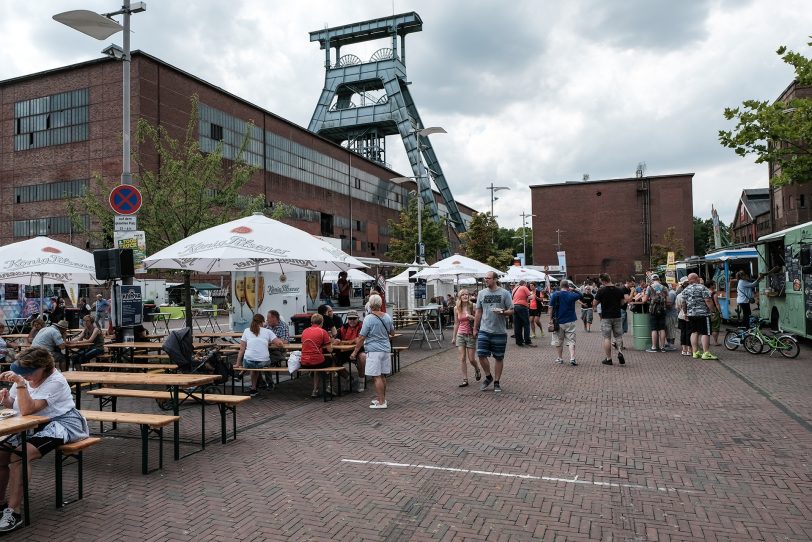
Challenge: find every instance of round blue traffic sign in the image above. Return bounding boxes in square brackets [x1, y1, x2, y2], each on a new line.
[109, 184, 142, 215]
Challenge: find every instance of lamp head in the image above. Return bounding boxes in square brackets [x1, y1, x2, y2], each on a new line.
[102, 43, 127, 60]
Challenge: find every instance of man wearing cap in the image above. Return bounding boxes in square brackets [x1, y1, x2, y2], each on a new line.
[31, 319, 70, 370]
[549, 280, 582, 365]
[642, 274, 668, 352]
[336, 310, 365, 391]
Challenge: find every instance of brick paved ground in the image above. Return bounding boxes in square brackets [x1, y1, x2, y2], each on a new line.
[9, 322, 812, 541]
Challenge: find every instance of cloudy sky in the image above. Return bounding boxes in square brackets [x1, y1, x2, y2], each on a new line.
[2, 0, 810, 228]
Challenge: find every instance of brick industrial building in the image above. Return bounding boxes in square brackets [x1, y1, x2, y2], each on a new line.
[0, 51, 474, 258]
[530, 173, 694, 282]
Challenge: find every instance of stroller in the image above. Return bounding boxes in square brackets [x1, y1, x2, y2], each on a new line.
[159, 328, 234, 409]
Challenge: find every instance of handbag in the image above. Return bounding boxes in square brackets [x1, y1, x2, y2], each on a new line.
[548, 317, 559, 333]
[287, 351, 301, 373]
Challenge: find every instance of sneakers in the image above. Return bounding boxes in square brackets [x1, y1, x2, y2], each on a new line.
[0, 508, 22, 533]
[524, 343, 537, 348]
[459, 380, 469, 388]
[554, 358, 563, 364]
[369, 401, 388, 409]
[357, 380, 365, 392]
[480, 376, 494, 391]
[645, 347, 659, 353]
[530, 333, 537, 339]
[248, 388, 259, 398]
[701, 351, 719, 360]
[570, 359, 578, 366]
[602, 358, 613, 365]
[617, 352, 625, 365]
[493, 382, 502, 393]
[474, 367, 482, 381]
[692, 351, 702, 359]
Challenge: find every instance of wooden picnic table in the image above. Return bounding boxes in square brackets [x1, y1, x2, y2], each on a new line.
[62, 371, 220, 460]
[0, 415, 49, 526]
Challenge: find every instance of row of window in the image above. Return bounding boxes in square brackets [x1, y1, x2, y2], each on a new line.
[13, 215, 88, 238]
[14, 179, 88, 204]
[14, 89, 90, 151]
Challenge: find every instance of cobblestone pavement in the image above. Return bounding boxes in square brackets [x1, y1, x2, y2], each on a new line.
[11, 323, 812, 541]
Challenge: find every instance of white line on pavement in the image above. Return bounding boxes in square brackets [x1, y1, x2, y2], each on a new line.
[341, 459, 697, 493]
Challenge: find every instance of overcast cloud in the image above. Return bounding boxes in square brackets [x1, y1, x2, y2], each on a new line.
[1, 0, 810, 228]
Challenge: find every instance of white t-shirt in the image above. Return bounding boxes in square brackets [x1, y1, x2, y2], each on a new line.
[240, 327, 277, 362]
[10, 369, 75, 419]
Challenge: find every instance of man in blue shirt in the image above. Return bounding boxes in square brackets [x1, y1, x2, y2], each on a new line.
[549, 280, 582, 365]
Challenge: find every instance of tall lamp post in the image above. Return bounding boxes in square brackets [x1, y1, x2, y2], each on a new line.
[519, 211, 536, 265]
[54, 1, 147, 186]
[486, 182, 510, 217]
[392, 126, 446, 264]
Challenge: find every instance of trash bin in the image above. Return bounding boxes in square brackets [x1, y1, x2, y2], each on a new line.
[630, 304, 651, 351]
[143, 303, 156, 322]
[290, 313, 313, 336]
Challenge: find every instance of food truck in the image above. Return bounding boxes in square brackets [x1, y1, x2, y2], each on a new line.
[756, 220, 812, 337]
[703, 247, 759, 322]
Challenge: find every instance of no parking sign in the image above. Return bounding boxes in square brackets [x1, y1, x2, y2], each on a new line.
[109, 184, 142, 215]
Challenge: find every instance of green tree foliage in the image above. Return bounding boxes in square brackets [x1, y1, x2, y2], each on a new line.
[720, 39, 812, 186]
[385, 198, 448, 265]
[650, 226, 686, 267]
[68, 95, 265, 327]
[692, 216, 731, 257]
[461, 213, 514, 269]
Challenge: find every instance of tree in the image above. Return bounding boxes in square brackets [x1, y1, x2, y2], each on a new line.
[385, 198, 448, 265]
[650, 226, 685, 267]
[69, 95, 265, 328]
[719, 39, 812, 186]
[461, 213, 513, 269]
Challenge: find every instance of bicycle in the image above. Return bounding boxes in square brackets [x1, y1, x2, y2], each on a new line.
[723, 317, 762, 353]
[742, 320, 800, 358]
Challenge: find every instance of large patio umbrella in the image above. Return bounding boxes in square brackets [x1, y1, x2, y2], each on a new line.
[142, 213, 366, 318]
[0, 236, 101, 315]
[502, 266, 554, 283]
[413, 254, 502, 282]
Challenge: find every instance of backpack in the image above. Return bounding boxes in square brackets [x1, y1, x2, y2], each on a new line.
[648, 285, 667, 316]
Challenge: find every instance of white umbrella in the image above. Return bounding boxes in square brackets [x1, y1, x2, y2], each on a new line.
[322, 269, 376, 282]
[413, 254, 502, 281]
[502, 266, 550, 283]
[142, 213, 366, 273]
[0, 236, 101, 315]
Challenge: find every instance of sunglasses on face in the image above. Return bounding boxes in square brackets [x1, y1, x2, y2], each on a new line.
[348, 317, 358, 320]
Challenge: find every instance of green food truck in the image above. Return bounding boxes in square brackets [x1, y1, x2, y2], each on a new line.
[757, 220, 812, 337]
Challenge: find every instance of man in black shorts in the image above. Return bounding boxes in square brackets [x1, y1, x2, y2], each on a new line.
[594, 274, 630, 365]
[681, 273, 719, 360]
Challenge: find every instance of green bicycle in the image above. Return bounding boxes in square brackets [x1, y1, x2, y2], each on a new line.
[744, 320, 800, 358]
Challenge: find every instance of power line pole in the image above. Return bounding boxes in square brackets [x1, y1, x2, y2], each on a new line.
[554, 229, 565, 251]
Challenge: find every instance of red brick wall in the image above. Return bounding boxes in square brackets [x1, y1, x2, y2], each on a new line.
[530, 174, 694, 281]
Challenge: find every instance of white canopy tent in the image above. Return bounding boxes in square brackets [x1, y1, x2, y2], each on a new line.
[322, 269, 376, 283]
[502, 266, 557, 283]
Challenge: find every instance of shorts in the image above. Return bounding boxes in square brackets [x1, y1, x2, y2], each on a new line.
[27, 436, 63, 456]
[600, 318, 623, 343]
[455, 333, 476, 349]
[689, 315, 711, 336]
[551, 321, 576, 347]
[649, 313, 667, 331]
[581, 308, 593, 324]
[710, 312, 721, 332]
[476, 331, 507, 360]
[243, 358, 272, 369]
[365, 351, 391, 376]
[529, 308, 540, 317]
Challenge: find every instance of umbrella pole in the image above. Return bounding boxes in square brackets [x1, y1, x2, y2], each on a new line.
[39, 272, 45, 322]
[253, 260, 260, 317]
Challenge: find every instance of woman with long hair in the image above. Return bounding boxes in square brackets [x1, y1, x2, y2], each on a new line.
[71, 314, 105, 368]
[452, 289, 480, 387]
[235, 314, 284, 397]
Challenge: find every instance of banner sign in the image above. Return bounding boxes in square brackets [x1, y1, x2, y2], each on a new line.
[556, 251, 567, 273]
[115, 284, 143, 328]
[114, 231, 147, 274]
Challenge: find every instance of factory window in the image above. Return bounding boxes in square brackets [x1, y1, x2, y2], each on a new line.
[13, 215, 88, 237]
[14, 89, 89, 150]
[210, 123, 223, 141]
[14, 179, 89, 203]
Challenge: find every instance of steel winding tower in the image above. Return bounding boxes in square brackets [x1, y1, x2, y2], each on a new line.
[308, 12, 465, 233]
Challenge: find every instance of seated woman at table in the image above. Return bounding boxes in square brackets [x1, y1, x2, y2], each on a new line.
[70, 315, 105, 368]
[302, 314, 350, 398]
[235, 314, 284, 398]
[317, 304, 342, 339]
[0, 347, 89, 533]
[25, 318, 44, 345]
[335, 310, 366, 392]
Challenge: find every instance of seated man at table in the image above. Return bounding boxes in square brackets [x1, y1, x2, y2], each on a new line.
[31, 319, 69, 371]
[335, 310, 366, 392]
[317, 304, 343, 339]
[302, 314, 351, 398]
[264, 310, 290, 368]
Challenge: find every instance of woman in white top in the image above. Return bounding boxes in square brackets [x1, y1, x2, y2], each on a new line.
[0, 347, 89, 533]
[235, 314, 284, 397]
[452, 289, 480, 387]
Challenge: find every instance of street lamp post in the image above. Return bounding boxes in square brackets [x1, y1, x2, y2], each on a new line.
[392, 126, 446, 264]
[486, 182, 510, 217]
[54, 1, 146, 186]
[520, 211, 536, 265]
